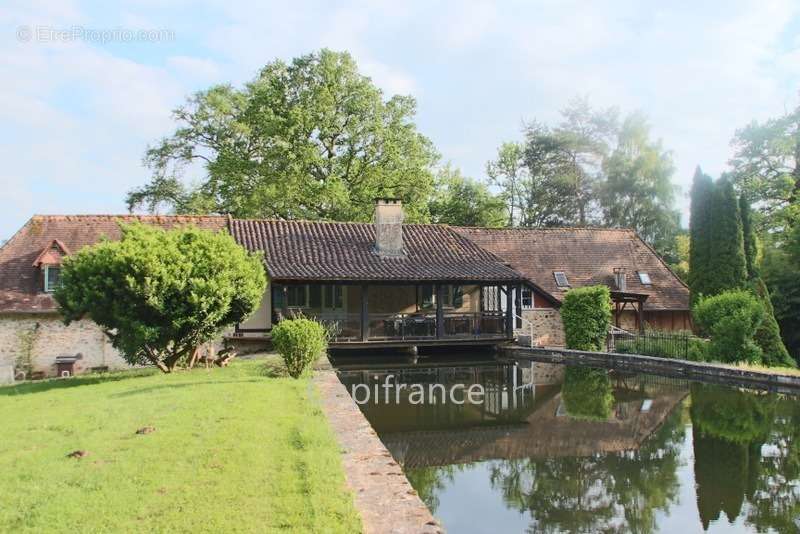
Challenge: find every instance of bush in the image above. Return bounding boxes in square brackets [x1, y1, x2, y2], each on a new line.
[750, 278, 794, 367]
[271, 318, 328, 378]
[560, 286, 612, 351]
[693, 290, 765, 364]
[55, 223, 266, 373]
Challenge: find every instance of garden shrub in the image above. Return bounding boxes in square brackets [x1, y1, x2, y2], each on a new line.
[750, 278, 794, 367]
[560, 285, 612, 352]
[561, 367, 614, 421]
[693, 290, 764, 364]
[271, 318, 328, 378]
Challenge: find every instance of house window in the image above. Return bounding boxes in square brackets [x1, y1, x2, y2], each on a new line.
[44, 266, 61, 292]
[322, 285, 344, 309]
[638, 272, 652, 285]
[417, 285, 463, 309]
[521, 288, 533, 309]
[286, 285, 309, 307]
[554, 271, 570, 288]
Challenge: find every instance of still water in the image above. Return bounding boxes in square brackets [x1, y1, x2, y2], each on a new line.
[333, 352, 800, 533]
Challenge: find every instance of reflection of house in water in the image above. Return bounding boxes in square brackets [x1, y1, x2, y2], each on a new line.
[377, 368, 689, 469]
[336, 357, 564, 434]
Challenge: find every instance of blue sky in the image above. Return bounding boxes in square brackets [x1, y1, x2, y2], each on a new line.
[2, 0, 799, 239]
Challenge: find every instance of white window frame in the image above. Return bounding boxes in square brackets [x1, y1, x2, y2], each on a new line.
[637, 272, 652, 285]
[521, 287, 534, 309]
[44, 265, 60, 293]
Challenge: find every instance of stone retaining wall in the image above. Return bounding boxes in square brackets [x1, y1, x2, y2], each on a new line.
[502, 346, 800, 394]
[314, 364, 441, 534]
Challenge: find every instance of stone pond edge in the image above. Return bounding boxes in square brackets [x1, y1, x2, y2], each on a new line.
[313, 358, 443, 534]
[502, 346, 800, 394]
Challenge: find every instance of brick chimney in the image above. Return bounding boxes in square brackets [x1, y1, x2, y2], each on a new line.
[374, 198, 404, 257]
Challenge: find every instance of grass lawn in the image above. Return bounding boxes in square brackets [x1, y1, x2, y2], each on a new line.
[0, 357, 361, 533]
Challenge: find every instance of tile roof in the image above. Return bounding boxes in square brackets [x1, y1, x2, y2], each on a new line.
[454, 227, 690, 310]
[231, 219, 526, 283]
[0, 215, 227, 313]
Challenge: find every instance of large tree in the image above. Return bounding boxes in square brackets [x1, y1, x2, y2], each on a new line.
[428, 165, 506, 227]
[708, 177, 748, 294]
[762, 224, 800, 361]
[127, 49, 439, 222]
[729, 101, 800, 236]
[55, 224, 266, 373]
[688, 167, 716, 303]
[600, 113, 680, 260]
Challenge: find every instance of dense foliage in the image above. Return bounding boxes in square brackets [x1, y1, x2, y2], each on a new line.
[55, 224, 266, 373]
[561, 367, 613, 421]
[487, 98, 680, 260]
[428, 165, 506, 227]
[128, 49, 438, 222]
[750, 278, 795, 367]
[708, 177, 748, 293]
[688, 167, 715, 304]
[762, 224, 800, 361]
[271, 318, 328, 378]
[739, 194, 759, 279]
[692, 290, 764, 364]
[560, 285, 612, 351]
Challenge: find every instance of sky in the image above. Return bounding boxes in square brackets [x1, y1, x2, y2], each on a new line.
[2, 0, 799, 239]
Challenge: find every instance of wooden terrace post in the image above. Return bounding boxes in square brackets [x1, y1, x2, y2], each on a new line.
[637, 298, 645, 334]
[361, 284, 369, 342]
[435, 283, 444, 339]
[505, 284, 514, 338]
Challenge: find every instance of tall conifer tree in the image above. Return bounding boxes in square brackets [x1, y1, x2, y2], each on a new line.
[740, 194, 758, 280]
[707, 177, 747, 295]
[688, 167, 715, 303]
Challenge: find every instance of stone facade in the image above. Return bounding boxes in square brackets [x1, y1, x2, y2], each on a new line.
[519, 308, 566, 347]
[0, 314, 129, 377]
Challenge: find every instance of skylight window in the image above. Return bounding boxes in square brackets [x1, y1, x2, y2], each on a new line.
[554, 271, 570, 288]
[638, 272, 652, 285]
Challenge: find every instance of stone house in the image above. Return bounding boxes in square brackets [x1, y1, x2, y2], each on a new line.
[0, 202, 690, 377]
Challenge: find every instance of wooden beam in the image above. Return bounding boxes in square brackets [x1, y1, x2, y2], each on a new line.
[361, 284, 369, 342]
[506, 284, 514, 337]
[435, 284, 444, 339]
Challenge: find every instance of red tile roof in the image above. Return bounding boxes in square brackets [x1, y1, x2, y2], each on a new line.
[454, 227, 690, 310]
[231, 219, 526, 283]
[0, 215, 228, 313]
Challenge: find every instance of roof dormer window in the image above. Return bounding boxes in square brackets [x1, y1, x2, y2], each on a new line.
[44, 266, 61, 292]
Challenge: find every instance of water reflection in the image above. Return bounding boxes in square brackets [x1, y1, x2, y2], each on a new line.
[336, 355, 800, 533]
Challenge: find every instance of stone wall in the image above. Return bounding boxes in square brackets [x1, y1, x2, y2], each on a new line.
[0, 314, 129, 377]
[519, 308, 566, 347]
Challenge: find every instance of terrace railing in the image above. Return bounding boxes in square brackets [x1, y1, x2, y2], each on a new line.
[313, 311, 509, 343]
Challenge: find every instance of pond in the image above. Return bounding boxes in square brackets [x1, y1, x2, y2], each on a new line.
[332, 351, 800, 533]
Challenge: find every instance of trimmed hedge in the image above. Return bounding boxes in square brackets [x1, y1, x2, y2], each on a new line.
[271, 318, 328, 378]
[560, 285, 612, 352]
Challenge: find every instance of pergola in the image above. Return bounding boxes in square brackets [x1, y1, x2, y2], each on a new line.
[610, 291, 649, 333]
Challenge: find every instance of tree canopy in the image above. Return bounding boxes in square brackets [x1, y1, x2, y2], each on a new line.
[487, 98, 680, 259]
[428, 165, 507, 227]
[729, 101, 800, 236]
[128, 49, 439, 222]
[55, 224, 266, 373]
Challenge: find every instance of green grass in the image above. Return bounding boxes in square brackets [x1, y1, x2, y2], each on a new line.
[0, 357, 361, 533]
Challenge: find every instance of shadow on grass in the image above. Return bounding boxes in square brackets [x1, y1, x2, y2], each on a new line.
[0, 368, 159, 397]
[110, 378, 267, 397]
